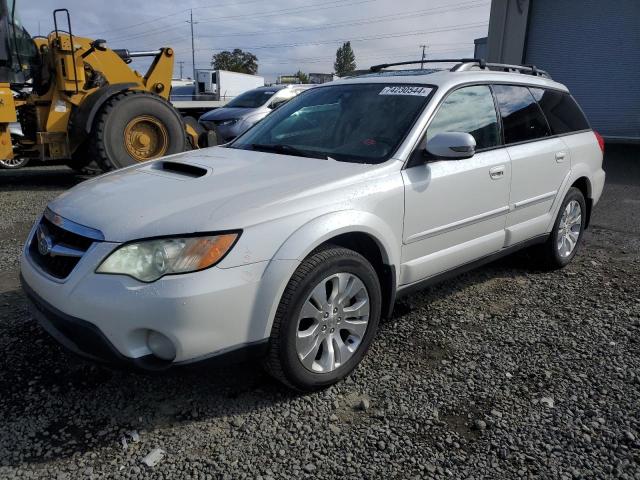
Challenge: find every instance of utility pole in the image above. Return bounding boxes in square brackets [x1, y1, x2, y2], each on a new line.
[187, 10, 197, 80]
[178, 61, 185, 79]
[420, 44, 427, 69]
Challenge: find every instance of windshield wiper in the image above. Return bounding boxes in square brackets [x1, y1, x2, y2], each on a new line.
[250, 143, 328, 160]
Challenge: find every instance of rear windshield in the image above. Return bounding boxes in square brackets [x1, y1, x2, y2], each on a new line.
[230, 83, 434, 164]
[226, 89, 277, 108]
[530, 88, 590, 135]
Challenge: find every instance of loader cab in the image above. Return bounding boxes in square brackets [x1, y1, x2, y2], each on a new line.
[0, 0, 38, 84]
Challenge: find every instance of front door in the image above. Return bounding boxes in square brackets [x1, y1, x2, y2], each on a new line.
[401, 85, 511, 286]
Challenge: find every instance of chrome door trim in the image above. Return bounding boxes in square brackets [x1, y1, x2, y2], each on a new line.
[405, 205, 509, 244]
[512, 191, 557, 210]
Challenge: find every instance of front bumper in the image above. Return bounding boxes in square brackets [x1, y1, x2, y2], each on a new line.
[199, 120, 250, 142]
[20, 236, 274, 368]
[22, 276, 171, 369]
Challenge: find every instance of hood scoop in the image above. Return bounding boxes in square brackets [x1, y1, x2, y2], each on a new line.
[142, 160, 210, 179]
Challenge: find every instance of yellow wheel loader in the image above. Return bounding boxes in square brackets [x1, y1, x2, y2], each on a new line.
[0, 2, 202, 173]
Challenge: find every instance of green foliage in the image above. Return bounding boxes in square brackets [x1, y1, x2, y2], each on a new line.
[334, 41, 356, 77]
[212, 49, 258, 74]
[295, 70, 309, 83]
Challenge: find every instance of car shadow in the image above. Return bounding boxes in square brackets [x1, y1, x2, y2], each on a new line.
[390, 247, 540, 320]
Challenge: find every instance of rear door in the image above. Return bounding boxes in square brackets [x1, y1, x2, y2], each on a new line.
[401, 85, 511, 285]
[493, 85, 571, 246]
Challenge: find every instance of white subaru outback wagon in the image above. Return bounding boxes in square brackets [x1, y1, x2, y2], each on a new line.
[21, 60, 605, 391]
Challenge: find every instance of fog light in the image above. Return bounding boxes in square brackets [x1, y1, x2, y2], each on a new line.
[146, 331, 176, 361]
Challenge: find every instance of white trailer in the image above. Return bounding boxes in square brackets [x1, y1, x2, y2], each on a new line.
[175, 70, 264, 118]
[195, 69, 264, 100]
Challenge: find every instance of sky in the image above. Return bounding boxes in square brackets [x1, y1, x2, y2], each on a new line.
[18, 0, 490, 82]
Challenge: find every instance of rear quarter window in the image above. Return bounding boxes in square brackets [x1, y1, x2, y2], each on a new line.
[530, 88, 590, 135]
[493, 85, 551, 144]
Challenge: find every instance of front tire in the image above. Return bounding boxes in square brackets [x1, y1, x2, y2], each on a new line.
[264, 246, 381, 391]
[536, 187, 586, 269]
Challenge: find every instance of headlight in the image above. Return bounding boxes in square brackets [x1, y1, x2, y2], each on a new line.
[219, 119, 238, 126]
[96, 233, 239, 282]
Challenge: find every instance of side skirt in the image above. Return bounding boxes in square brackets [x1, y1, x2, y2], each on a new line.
[396, 234, 549, 299]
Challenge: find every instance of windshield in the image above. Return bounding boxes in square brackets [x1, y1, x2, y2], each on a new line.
[230, 83, 434, 164]
[226, 88, 277, 108]
[2, 0, 38, 82]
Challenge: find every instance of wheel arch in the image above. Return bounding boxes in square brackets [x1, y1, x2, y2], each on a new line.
[68, 83, 138, 149]
[255, 211, 401, 339]
[570, 176, 593, 228]
[316, 232, 397, 320]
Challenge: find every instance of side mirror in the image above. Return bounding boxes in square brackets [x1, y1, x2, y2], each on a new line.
[425, 132, 476, 160]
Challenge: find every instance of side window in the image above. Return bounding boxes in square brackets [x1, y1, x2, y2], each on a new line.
[530, 88, 590, 135]
[427, 85, 500, 150]
[493, 85, 551, 144]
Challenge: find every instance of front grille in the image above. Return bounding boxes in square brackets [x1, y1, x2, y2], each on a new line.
[29, 215, 95, 279]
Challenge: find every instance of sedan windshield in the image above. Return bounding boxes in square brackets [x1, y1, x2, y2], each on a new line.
[226, 89, 277, 108]
[230, 83, 434, 163]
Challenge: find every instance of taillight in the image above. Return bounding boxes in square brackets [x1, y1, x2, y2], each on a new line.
[594, 131, 605, 153]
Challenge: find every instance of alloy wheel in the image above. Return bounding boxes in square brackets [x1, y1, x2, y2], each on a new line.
[295, 273, 370, 373]
[557, 199, 582, 258]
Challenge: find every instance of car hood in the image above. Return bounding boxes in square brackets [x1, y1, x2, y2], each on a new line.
[48, 147, 377, 242]
[200, 107, 260, 121]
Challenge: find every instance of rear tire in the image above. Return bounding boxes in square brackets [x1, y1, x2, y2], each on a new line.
[264, 245, 381, 391]
[89, 91, 186, 171]
[534, 187, 586, 270]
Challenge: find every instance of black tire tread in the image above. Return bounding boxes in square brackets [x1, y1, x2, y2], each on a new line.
[88, 90, 186, 172]
[263, 244, 373, 390]
[534, 187, 586, 271]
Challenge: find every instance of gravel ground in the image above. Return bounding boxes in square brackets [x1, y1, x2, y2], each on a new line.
[0, 146, 639, 479]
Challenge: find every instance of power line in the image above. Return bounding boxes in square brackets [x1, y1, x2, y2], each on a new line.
[193, 22, 487, 51]
[89, 0, 273, 37]
[109, 0, 374, 43]
[196, 0, 488, 40]
[119, 0, 488, 57]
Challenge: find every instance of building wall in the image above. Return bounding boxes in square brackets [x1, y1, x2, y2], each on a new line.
[524, 0, 640, 140]
[487, 0, 640, 141]
[486, 0, 529, 63]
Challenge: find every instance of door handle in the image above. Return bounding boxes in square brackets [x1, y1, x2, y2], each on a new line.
[489, 165, 505, 180]
[555, 151, 567, 162]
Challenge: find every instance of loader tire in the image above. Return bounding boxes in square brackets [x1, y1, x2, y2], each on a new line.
[89, 91, 186, 171]
[183, 116, 205, 149]
[65, 141, 103, 175]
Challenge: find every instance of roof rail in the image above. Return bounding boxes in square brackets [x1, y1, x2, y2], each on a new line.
[453, 60, 551, 78]
[369, 58, 551, 79]
[369, 59, 479, 72]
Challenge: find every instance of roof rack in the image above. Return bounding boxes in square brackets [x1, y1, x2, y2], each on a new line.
[369, 58, 551, 79]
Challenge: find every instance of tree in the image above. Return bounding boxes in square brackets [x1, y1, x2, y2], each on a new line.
[334, 41, 356, 77]
[295, 70, 309, 83]
[212, 49, 258, 74]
